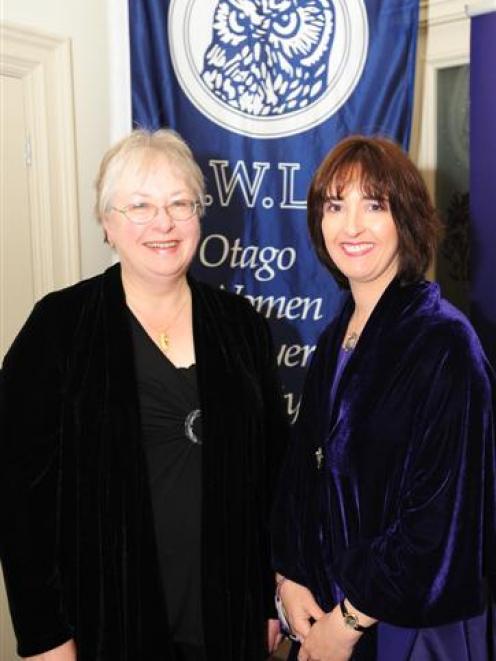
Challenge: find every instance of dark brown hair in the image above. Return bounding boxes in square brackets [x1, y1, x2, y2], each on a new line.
[307, 135, 442, 288]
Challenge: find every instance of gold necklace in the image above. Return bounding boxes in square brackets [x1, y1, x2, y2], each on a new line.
[128, 290, 190, 353]
[156, 295, 190, 352]
[157, 331, 170, 353]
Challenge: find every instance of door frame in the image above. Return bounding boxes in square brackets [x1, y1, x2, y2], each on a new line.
[0, 22, 80, 299]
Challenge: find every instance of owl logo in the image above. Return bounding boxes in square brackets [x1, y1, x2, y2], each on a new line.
[201, 0, 335, 116]
[169, 0, 368, 138]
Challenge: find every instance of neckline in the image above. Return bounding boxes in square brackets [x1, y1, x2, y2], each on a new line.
[127, 307, 196, 371]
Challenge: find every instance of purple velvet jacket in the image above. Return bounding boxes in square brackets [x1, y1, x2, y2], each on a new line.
[272, 278, 495, 629]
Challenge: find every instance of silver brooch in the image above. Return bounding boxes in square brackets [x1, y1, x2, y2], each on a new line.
[315, 446, 324, 470]
[343, 331, 359, 353]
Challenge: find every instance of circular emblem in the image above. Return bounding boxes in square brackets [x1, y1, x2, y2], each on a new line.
[168, 0, 368, 139]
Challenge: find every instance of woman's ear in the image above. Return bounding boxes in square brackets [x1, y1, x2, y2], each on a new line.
[102, 214, 115, 248]
[103, 231, 114, 248]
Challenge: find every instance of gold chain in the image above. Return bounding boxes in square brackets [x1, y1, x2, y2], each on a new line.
[128, 289, 190, 353]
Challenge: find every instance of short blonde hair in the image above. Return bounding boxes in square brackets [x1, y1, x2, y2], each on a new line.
[95, 128, 206, 222]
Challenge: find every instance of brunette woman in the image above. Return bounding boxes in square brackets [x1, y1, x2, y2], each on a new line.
[272, 135, 495, 660]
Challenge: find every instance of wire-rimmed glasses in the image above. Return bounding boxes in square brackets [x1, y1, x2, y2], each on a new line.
[112, 199, 202, 225]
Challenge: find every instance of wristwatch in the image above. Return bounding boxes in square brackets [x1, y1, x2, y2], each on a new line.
[339, 600, 370, 633]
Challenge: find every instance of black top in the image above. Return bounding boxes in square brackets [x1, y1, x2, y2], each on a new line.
[128, 311, 203, 645]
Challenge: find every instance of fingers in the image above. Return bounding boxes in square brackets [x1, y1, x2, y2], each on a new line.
[308, 601, 326, 621]
[272, 632, 283, 652]
[288, 599, 324, 639]
[297, 647, 310, 661]
[293, 614, 312, 639]
[267, 618, 282, 653]
[277, 579, 326, 650]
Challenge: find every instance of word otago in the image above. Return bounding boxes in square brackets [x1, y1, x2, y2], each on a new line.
[199, 233, 295, 282]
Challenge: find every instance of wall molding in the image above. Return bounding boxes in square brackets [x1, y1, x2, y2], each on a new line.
[107, 0, 132, 142]
[466, 0, 496, 16]
[420, 0, 468, 26]
[0, 22, 80, 295]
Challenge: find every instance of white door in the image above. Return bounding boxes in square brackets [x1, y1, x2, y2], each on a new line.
[0, 23, 81, 661]
[0, 73, 36, 361]
[0, 69, 33, 661]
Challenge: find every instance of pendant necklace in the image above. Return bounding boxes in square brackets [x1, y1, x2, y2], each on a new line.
[157, 331, 170, 353]
[156, 295, 189, 352]
[128, 290, 190, 354]
[343, 331, 359, 352]
[343, 309, 366, 353]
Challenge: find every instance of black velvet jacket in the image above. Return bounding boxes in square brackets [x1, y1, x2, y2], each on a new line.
[1, 264, 288, 660]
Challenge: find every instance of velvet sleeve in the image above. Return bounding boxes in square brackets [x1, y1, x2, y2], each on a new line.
[0, 298, 73, 656]
[334, 341, 496, 628]
[251, 311, 291, 619]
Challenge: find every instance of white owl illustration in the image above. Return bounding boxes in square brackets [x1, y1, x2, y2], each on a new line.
[201, 0, 335, 116]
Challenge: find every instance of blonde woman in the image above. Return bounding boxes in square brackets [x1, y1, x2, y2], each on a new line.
[1, 129, 287, 661]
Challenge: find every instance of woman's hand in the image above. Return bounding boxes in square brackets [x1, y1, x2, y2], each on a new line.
[297, 606, 360, 661]
[267, 618, 283, 655]
[24, 639, 76, 660]
[278, 578, 325, 640]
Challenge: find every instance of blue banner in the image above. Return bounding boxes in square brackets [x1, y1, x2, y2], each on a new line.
[129, 0, 419, 422]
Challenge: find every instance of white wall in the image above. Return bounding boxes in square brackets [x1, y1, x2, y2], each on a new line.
[3, 0, 131, 279]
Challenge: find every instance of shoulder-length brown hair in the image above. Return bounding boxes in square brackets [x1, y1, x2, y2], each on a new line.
[307, 135, 442, 288]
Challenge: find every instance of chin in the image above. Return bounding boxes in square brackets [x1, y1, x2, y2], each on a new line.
[150, 266, 190, 280]
[339, 268, 369, 282]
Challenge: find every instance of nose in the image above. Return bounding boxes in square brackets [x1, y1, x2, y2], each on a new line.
[154, 206, 176, 231]
[343, 204, 364, 236]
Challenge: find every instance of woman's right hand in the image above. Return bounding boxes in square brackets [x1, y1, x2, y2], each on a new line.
[24, 639, 76, 660]
[279, 578, 325, 641]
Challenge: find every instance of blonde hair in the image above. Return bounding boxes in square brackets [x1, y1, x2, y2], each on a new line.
[94, 128, 206, 222]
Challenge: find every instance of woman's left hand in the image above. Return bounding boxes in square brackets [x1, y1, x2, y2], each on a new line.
[297, 606, 361, 661]
[267, 618, 283, 655]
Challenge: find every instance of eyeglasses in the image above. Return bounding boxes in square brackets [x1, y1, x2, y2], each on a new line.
[111, 199, 202, 225]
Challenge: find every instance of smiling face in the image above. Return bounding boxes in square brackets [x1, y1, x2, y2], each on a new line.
[103, 154, 201, 287]
[308, 136, 442, 289]
[321, 180, 399, 292]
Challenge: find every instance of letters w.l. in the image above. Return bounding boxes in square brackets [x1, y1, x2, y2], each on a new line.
[208, 160, 306, 210]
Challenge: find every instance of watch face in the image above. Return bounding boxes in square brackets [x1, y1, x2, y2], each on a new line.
[344, 614, 359, 630]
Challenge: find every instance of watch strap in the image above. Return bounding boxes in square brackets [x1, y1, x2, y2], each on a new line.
[339, 599, 369, 633]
